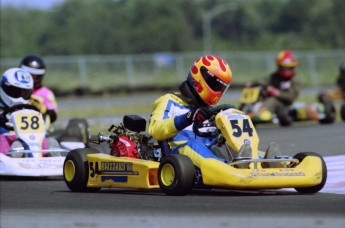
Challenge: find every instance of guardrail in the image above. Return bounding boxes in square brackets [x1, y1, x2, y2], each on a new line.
[1, 50, 344, 96]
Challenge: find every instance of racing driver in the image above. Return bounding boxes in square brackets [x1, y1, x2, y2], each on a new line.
[20, 54, 58, 129]
[149, 55, 235, 167]
[0, 68, 34, 153]
[248, 50, 301, 123]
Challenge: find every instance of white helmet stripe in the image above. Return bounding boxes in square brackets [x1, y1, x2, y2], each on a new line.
[21, 65, 46, 75]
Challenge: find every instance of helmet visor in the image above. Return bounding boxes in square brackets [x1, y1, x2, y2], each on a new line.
[1, 81, 32, 100]
[200, 67, 229, 93]
[278, 66, 294, 71]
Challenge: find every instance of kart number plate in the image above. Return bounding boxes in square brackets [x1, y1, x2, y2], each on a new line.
[240, 87, 260, 103]
[13, 110, 45, 135]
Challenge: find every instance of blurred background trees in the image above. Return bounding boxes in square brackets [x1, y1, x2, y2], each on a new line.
[1, 0, 344, 58]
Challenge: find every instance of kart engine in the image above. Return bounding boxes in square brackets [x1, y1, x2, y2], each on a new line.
[90, 123, 161, 161]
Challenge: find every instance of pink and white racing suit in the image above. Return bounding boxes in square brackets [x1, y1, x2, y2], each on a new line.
[32, 86, 58, 123]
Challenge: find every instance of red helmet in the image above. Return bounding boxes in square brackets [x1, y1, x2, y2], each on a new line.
[187, 55, 232, 106]
[276, 50, 298, 79]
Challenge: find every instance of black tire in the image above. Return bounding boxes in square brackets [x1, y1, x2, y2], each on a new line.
[158, 154, 195, 196]
[64, 118, 89, 144]
[293, 152, 327, 194]
[319, 101, 336, 124]
[63, 148, 100, 192]
[341, 102, 345, 122]
[277, 108, 292, 127]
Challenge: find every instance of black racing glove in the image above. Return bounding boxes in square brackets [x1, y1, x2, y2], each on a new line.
[186, 107, 213, 123]
[209, 104, 235, 113]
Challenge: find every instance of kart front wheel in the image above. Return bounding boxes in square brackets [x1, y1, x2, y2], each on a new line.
[158, 154, 195, 196]
[293, 152, 327, 194]
[63, 148, 100, 192]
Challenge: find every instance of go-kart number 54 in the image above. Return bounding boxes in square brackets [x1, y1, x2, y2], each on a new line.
[230, 119, 253, 137]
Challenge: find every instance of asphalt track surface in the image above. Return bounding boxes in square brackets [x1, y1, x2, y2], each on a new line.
[1, 92, 345, 228]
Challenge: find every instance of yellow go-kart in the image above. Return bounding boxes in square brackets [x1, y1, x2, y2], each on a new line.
[239, 86, 336, 126]
[63, 110, 326, 196]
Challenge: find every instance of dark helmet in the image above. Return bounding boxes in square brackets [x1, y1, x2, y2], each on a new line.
[19, 54, 46, 89]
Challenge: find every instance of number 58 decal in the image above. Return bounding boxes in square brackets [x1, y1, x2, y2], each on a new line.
[230, 119, 253, 137]
[20, 116, 40, 130]
[13, 111, 45, 134]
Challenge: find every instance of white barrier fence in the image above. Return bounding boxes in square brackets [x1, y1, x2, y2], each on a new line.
[1, 50, 344, 93]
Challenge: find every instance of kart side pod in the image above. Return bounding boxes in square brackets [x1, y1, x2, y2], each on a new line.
[200, 156, 324, 189]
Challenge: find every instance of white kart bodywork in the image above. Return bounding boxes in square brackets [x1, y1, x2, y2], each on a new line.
[0, 109, 74, 177]
[0, 153, 66, 176]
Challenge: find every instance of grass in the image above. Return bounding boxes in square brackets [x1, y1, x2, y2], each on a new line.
[56, 98, 154, 133]
[59, 103, 153, 119]
[55, 92, 340, 134]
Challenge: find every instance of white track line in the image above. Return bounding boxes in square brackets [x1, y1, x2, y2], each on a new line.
[282, 155, 345, 194]
[320, 155, 345, 194]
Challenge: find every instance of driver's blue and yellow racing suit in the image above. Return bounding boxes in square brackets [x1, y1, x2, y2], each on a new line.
[149, 93, 229, 167]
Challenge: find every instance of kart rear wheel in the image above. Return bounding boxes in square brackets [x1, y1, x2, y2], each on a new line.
[319, 100, 336, 124]
[293, 152, 327, 194]
[158, 154, 195, 196]
[277, 108, 292, 127]
[341, 102, 345, 122]
[63, 148, 100, 192]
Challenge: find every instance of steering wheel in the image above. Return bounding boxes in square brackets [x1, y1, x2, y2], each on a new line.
[192, 121, 219, 137]
[209, 104, 235, 114]
[192, 104, 235, 137]
[1, 104, 40, 130]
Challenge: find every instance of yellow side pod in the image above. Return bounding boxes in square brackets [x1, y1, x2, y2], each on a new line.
[200, 156, 323, 189]
[87, 154, 159, 189]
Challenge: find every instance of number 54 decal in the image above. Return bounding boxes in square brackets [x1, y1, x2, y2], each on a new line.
[230, 119, 253, 137]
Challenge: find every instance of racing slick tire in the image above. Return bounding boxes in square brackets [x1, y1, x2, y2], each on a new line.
[63, 148, 100, 192]
[277, 108, 292, 127]
[341, 102, 345, 122]
[158, 154, 195, 196]
[293, 152, 327, 194]
[319, 101, 336, 124]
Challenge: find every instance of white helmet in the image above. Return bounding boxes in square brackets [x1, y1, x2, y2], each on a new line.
[0, 68, 33, 107]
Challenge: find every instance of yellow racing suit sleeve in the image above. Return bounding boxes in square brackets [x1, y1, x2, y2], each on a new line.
[149, 94, 190, 141]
